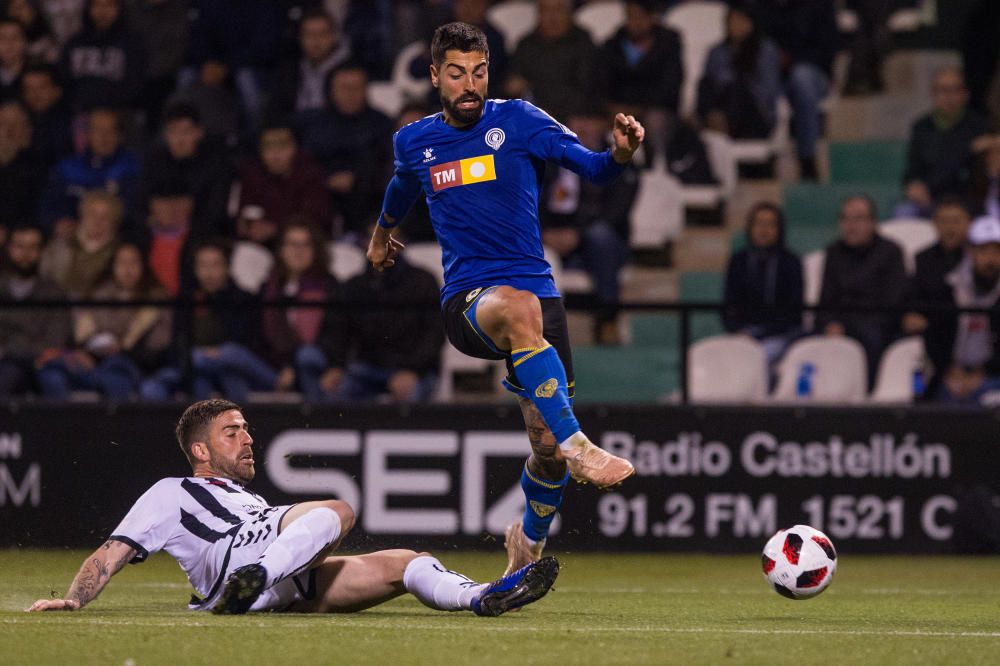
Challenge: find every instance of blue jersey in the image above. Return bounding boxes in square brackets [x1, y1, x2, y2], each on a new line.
[381, 99, 624, 303]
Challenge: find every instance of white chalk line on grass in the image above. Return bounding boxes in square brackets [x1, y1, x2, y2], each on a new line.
[2, 616, 998, 639]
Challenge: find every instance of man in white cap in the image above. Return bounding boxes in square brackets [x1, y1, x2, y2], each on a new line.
[924, 215, 1000, 403]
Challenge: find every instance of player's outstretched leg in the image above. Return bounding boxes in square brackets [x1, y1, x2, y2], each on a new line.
[475, 287, 635, 489]
[403, 553, 560, 617]
[214, 502, 353, 614]
[504, 398, 566, 574]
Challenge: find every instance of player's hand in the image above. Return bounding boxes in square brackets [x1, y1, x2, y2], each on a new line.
[367, 225, 405, 272]
[26, 598, 81, 612]
[612, 113, 645, 164]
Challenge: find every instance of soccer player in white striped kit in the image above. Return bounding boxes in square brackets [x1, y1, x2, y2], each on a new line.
[27, 399, 558, 616]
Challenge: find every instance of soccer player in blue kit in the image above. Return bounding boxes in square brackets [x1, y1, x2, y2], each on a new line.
[367, 22, 643, 574]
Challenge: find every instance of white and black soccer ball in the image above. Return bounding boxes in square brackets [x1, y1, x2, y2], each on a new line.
[761, 524, 837, 600]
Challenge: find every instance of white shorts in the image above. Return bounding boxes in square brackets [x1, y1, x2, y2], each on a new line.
[191, 504, 317, 612]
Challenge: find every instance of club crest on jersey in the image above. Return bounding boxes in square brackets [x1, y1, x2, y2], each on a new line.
[485, 128, 505, 151]
[465, 287, 483, 302]
[429, 155, 497, 192]
[535, 378, 558, 398]
[530, 500, 556, 517]
[422, 147, 436, 163]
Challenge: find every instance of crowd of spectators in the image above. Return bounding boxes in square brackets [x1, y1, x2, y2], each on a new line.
[1, 0, 999, 406]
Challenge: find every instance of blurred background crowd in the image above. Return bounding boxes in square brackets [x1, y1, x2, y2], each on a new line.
[1, 0, 999, 407]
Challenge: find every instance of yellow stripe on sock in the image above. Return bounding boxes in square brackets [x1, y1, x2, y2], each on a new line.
[512, 344, 552, 367]
[511, 346, 540, 355]
[523, 463, 566, 490]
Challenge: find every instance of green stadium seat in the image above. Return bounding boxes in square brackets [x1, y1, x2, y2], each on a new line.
[828, 140, 908, 185]
[679, 272, 725, 341]
[782, 183, 901, 228]
[572, 346, 679, 403]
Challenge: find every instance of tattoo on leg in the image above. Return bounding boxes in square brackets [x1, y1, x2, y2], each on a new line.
[519, 398, 566, 480]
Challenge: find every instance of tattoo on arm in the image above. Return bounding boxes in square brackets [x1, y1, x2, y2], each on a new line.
[65, 540, 134, 607]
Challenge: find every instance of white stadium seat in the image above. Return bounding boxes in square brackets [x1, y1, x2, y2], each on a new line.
[392, 41, 432, 100]
[629, 166, 685, 249]
[230, 240, 273, 293]
[367, 81, 404, 118]
[487, 0, 538, 53]
[328, 241, 367, 283]
[404, 242, 445, 286]
[575, 0, 625, 45]
[870, 336, 930, 404]
[771, 336, 868, 403]
[665, 0, 727, 117]
[878, 218, 937, 274]
[688, 335, 768, 403]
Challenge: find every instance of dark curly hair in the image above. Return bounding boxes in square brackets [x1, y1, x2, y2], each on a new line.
[431, 22, 489, 68]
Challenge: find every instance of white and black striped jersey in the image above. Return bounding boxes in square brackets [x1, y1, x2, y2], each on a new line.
[109, 476, 287, 607]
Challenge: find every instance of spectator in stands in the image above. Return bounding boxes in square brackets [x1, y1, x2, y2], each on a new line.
[59, 0, 146, 112]
[0, 101, 45, 242]
[817, 195, 907, 378]
[327, 233, 442, 403]
[36, 242, 171, 400]
[0, 18, 29, 102]
[842, 0, 892, 97]
[236, 122, 331, 245]
[749, 0, 838, 181]
[139, 102, 232, 242]
[924, 216, 1000, 406]
[506, 0, 596, 123]
[43, 0, 86, 48]
[271, 8, 352, 117]
[126, 0, 190, 126]
[142, 239, 276, 401]
[541, 109, 638, 345]
[20, 63, 73, 170]
[39, 188, 123, 297]
[6, 0, 57, 63]
[896, 68, 990, 219]
[452, 0, 507, 87]
[185, 0, 283, 133]
[167, 58, 240, 146]
[961, 0, 1000, 120]
[903, 197, 972, 336]
[39, 107, 140, 238]
[0, 224, 71, 397]
[723, 202, 803, 363]
[697, 3, 781, 140]
[145, 180, 193, 296]
[295, 61, 393, 237]
[260, 221, 343, 401]
[969, 134, 1000, 219]
[595, 0, 682, 164]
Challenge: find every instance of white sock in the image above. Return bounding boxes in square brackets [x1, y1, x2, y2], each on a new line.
[558, 431, 587, 453]
[403, 555, 487, 611]
[256, 507, 341, 588]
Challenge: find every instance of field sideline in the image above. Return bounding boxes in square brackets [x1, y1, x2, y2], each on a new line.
[1, 550, 998, 665]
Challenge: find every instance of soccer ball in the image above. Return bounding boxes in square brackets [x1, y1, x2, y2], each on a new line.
[761, 524, 837, 599]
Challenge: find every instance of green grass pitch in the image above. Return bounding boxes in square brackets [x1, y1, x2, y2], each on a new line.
[2, 549, 998, 665]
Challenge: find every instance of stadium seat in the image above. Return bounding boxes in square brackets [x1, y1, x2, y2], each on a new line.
[827, 140, 908, 186]
[878, 218, 936, 274]
[328, 241, 367, 283]
[487, 0, 537, 53]
[629, 166, 684, 249]
[435, 342, 505, 402]
[771, 336, 868, 403]
[391, 41, 432, 100]
[403, 242, 445, 286]
[230, 241, 274, 293]
[572, 346, 678, 403]
[802, 249, 825, 331]
[574, 0, 625, 45]
[782, 183, 900, 229]
[679, 271, 725, 342]
[700, 130, 737, 197]
[664, 0, 727, 117]
[688, 334, 768, 403]
[367, 81, 404, 118]
[870, 336, 929, 404]
[729, 97, 791, 167]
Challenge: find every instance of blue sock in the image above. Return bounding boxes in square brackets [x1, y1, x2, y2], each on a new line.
[510, 344, 579, 443]
[521, 464, 569, 542]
